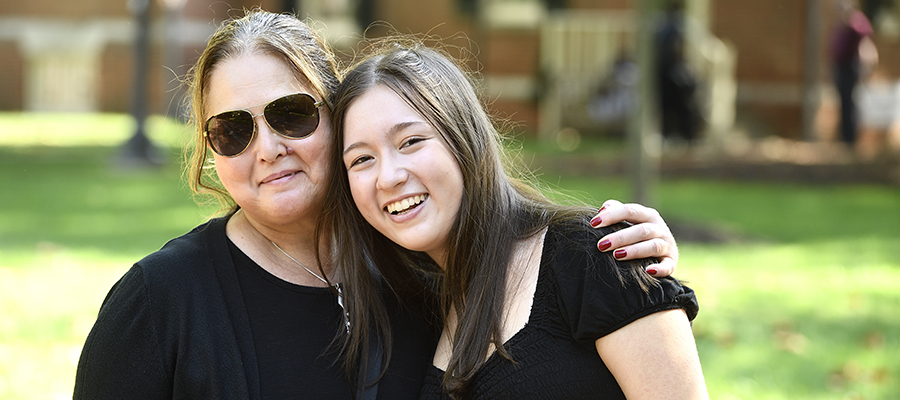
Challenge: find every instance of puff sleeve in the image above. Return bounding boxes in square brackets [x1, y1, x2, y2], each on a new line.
[546, 226, 699, 350]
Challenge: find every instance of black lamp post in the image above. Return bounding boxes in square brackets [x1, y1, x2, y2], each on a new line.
[118, 0, 162, 167]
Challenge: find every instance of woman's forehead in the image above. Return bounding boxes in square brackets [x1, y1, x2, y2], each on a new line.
[205, 53, 314, 115]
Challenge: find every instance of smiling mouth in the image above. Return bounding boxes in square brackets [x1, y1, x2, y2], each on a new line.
[386, 194, 428, 215]
[262, 171, 299, 184]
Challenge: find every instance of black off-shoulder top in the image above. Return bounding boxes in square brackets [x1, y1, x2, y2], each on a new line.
[419, 221, 699, 400]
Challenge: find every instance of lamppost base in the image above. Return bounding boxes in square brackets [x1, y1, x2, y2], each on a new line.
[115, 129, 164, 168]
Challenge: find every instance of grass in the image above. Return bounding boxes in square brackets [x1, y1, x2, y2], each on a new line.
[0, 113, 210, 399]
[1, 112, 899, 399]
[541, 176, 900, 399]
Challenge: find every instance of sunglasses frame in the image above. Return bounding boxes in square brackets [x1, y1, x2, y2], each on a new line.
[203, 92, 325, 157]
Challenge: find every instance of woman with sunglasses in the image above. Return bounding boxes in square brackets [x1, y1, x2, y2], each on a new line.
[327, 43, 708, 399]
[75, 10, 683, 399]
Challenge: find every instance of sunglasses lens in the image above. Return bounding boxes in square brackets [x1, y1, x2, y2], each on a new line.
[204, 93, 321, 157]
[266, 93, 320, 139]
[206, 111, 254, 156]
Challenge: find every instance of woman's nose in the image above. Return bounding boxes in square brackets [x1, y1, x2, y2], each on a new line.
[253, 114, 289, 161]
[375, 155, 409, 190]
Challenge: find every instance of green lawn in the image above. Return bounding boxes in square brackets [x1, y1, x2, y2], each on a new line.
[1, 113, 898, 399]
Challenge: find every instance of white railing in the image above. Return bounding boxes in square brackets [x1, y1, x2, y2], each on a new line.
[538, 10, 736, 143]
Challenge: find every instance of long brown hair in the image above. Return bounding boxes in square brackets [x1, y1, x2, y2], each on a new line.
[323, 41, 656, 398]
[183, 9, 341, 215]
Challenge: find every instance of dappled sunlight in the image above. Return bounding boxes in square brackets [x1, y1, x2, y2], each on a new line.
[682, 242, 900, 400]
[1, 250, 129, 400]
[0, 113, 188, 148]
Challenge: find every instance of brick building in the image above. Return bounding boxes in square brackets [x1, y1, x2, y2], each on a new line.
[1, 0, 898, 140]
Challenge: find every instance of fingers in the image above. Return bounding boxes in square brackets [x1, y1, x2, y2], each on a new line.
[600, 235, 679, 275]
[602, 237, 671, 261]
[595, 218, 677, 261]
[593, 199, 679, 276]
[600, 222, 670, 249]
[643, 258, 677, 278]
[590, 200, 665, 229]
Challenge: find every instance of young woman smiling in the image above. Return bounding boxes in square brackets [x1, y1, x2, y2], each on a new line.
[325, 43, 708, 400]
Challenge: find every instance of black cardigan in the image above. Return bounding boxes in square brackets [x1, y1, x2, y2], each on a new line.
[75, 217, 266, 398]
[74, 217, 439, 399]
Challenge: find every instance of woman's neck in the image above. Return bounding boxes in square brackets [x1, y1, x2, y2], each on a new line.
[427, 247, 450, 271]
[227, 209, 335, 286]
[432, 228, 547, 370]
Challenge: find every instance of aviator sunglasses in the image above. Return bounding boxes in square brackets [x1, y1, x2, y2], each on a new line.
[204, 92, 324, 157]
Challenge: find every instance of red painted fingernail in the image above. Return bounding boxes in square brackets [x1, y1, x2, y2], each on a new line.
[598, 239, 612, 251]
[590, 216, 602, 227]
[646, 268, 658, 275]
[614, 249, 627, 259]
[599, 205, 606, 212]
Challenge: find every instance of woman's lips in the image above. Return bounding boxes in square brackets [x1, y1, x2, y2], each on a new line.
[261, 170, 300, 185]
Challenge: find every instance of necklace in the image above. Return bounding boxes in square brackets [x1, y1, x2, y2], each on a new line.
[269, 240, 329, 284]
[269, 239, 350, 334]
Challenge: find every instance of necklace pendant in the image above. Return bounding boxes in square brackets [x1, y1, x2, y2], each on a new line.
[267, 239, 350, 334]
[335, 283, 350, 334]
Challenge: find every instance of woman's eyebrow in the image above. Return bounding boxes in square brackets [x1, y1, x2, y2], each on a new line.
[342, 120, 426, 156]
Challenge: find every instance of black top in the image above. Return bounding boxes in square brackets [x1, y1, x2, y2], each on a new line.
[419, 222, 699, 400]
[230, 239, 352, 398]
[74, 216, 439, 400]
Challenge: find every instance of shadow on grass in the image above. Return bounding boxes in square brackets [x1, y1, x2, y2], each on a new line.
[546, 175, 900, 248]
[0, 145, 207, 262]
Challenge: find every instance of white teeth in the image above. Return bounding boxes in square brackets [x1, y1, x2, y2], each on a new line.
[387, 194, 426, 215]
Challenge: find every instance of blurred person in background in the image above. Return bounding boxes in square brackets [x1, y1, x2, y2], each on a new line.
[656, 0, 703, 145]
[830, 0, 878, 147]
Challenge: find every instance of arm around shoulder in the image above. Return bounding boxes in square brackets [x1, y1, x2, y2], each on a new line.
[594, 309, 708, 400]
